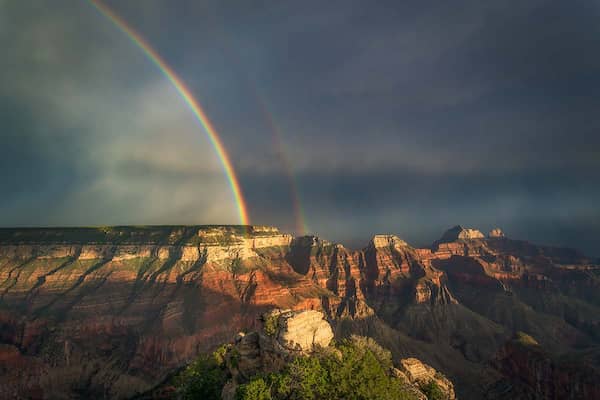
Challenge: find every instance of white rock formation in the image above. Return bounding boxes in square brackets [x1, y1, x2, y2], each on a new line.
[371, 234, 409, 249]
[274, 310, 334, 351]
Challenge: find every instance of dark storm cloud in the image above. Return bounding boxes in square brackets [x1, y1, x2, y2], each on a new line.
[1, 0, 599, 255]
[243, 165, 599, 251]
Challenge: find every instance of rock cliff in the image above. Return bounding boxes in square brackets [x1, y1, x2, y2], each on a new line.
[0, 225, 598, 399]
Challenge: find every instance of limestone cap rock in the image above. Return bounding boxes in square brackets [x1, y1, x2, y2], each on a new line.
[438, 225, 484, 243]
[488, 228, 505, 238]
[250, 225, 280, 234]
[371, 235, 409, 249]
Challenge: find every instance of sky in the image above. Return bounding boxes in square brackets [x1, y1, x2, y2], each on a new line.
[1, 0, 599, 255]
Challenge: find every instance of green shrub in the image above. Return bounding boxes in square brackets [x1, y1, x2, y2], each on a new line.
[348, 335, 394, 370]
[175, 351, 227, 400]
[236, 377, 272, 400]
[420, 380, 445, 400]
[325, 341, 410, 400]
[271, 338, 415, 400]
[280, 356, 329, 400]
[263, 314, 279, 337]
[213, 344, 230, 366]
[229, 347, 241, 369]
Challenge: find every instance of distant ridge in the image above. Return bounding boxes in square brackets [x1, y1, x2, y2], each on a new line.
[0, 225, 278, 245]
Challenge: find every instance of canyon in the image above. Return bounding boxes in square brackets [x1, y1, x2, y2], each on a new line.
[0, 225, 599, 399]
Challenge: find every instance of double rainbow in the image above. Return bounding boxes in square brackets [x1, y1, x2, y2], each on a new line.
[88, 0, 249, 225]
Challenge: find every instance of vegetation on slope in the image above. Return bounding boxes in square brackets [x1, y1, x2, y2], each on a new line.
[175, 337, 419, 400]
[175, 346, 229, 400]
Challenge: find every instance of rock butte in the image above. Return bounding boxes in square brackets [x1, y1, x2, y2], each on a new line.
[0, 225, 598, 399]
[488, 228, 505, 238]
[436, 225, 485, 244]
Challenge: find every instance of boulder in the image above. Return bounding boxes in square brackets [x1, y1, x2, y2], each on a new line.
[274, 310, 334, 352]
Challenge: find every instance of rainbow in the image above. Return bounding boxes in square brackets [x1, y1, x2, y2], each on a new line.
[88, 0, 249, 226]
[255, 95, 308, 235]
[211, 35, 308, 235]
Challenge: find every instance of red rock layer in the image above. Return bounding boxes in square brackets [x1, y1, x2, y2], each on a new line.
[0, 227, 598, 399]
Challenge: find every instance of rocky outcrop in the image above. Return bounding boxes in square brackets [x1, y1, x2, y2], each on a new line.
[397, 358, 455, 400]
[224, 310, 333, 386]
[268, 309, 334, 352]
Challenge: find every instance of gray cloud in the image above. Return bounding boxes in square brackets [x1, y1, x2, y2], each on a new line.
[0, 1, 240, 226]
[1, 0, 599, 256]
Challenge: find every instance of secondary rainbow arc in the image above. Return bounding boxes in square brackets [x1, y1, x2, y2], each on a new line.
[212, 33, 308, 235]
[255, 96, 308, 235]
[88, 0, 249, 226]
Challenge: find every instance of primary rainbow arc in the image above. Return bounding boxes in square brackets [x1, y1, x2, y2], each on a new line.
[88, 0, 249, 226]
